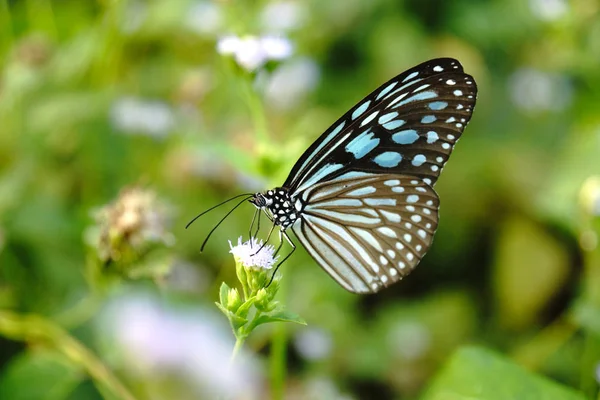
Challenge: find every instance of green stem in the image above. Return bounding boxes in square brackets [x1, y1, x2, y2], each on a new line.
[231, 336, 245, 364]
[510, 313, 576, 371]
[580, 221, 600, 399]
[240, 75, 269, 145]
[54, 292, 102, 329]
[0, 310, 137, 400]
[270, 277, 289, 400]
[0, 0, 14, 55]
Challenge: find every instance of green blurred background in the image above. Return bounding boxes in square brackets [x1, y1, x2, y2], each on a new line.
[1, 0, 599, 399]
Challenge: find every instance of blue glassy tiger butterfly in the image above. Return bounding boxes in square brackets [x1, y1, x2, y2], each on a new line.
[188, 58, 477, 294]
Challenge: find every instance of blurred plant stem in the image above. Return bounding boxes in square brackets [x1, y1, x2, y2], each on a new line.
[581, 229, 600, 400]
[236, 62, 290, 399]
[54, 255, 114, 329]
[231, 337, 244, 363]
[0, 0, 13, 54]
[54, 291, 102, 329]
[270, 274, 289, 400]
[579, 186, 600, 400]
[510, 313, 576, 370]
[240, 74, 269, 146]
[25, 0, 57, 39]
[0, 310, 136, 400]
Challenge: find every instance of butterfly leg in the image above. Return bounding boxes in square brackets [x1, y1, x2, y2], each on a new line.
[254, 210, 262, 238]
[248, 209, 258, 248]
[266, 229, 296, 287]
[251, 222, 275, 256]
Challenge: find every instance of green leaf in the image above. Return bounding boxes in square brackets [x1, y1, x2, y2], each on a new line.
[219, 282, 231, 307]
[215, 302, 247, 331]
[422, 346, 585, 400]
[0, 350, 82, 400]
[253, 310, 307, 328]
[236, 298, 256, 319]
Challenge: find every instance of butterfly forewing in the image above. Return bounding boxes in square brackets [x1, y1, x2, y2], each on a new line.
[284, 58, 477, 191]
[292, 174, 439, 294]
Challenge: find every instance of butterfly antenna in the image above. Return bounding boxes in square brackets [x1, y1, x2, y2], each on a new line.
[199, 195, 253, 252]
[186, 193, 254, 229]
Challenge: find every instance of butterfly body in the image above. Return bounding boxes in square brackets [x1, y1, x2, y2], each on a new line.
[247, 58, 477, 294]
[250, 188, 299, 229]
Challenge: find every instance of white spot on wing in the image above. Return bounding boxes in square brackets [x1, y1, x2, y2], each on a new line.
[377, 227, 397, 238]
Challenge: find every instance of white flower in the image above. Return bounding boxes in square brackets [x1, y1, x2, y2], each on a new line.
[509, 68, 572, 113]
[229, 236, 279, 269]
[580, 177, 600, 217]
[387, 321, 431, 361]
[186, 1, 223, 36]
[216, 35, 293, 71]
[260, 1, 307, 33]
[529, 0, 568, 21]
[294, 327, 332, 361]
[110, 97, 175, 138]
[265, 57, 320, 110]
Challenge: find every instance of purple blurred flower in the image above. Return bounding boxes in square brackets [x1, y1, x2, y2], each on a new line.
[101, 293, 262, 398]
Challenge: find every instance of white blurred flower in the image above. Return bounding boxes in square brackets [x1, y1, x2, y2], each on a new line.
[289, 377, 355, 400]
[529, 0, 568, 21]
[186, 1, 223, 36]
[265, 58, 320, 110]
[387, 321, 431, 361]
[101, 293, 261, 398]
[293, 327, 332, 361]
[229, 236, 279, 269]
[110, 97, 175, 138]
[217, 35, 293, 71]
[580, 176, 600, 217]
[164, 259, 210, 294]
[120, 1, 147, 34]
[509, 68, 573, 113]
[261, 1, 307, 33]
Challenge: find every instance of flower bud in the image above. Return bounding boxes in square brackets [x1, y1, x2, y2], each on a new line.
[227, 288, 243, 313]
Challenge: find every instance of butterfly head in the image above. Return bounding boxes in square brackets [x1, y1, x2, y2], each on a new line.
[250, 188, 298, 228]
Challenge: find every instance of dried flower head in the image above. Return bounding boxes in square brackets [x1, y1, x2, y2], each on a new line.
[92, 187, 174, 263]
[228, 237, 279, 270]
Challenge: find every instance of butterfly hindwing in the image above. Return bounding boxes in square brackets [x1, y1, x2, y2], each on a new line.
[292, 173, 439, 293]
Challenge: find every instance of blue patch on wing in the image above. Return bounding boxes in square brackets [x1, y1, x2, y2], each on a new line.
[373, 152, 402, 167]
[345, 130, 380, 159]
[392, 130, 419, 145]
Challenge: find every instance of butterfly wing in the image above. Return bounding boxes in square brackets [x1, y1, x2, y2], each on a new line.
[291, 173, 439, 293]
[284, 58, 477, 193]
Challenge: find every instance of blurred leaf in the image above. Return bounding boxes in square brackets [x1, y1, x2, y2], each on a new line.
[254, 309, 307, 327]
[422, 346, 585, 400]
[572, 301, 600, 338]
[493, 217, 569, 330]
[0, 350, 82, 400]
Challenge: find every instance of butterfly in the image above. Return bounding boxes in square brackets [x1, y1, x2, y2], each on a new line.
[192, 58, 477, 294]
